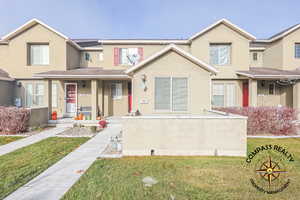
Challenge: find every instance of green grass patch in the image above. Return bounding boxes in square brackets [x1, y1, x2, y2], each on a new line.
[0, 136, 23, 146]
[0, 137, 89, 199]
[63, 138, 300, 200]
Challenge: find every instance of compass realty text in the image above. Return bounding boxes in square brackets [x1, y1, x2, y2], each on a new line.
[246, 144, 295, 163]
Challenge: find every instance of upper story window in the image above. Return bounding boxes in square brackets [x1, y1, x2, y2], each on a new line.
[114, 47, 143, 66]
[253, 52, 258, 61]
[209, 44, 231, 65]
[295, 43, 300, 58]
[28, 44, 49, 65]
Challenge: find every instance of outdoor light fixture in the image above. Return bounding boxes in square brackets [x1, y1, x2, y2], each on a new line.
[16, 81, 22, 87]
[141, 74, 147, 91]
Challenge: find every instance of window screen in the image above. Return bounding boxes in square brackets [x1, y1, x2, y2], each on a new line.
[155, 77, 171, 110]
[210, 44, 231, 65]
[30, 44, 49, 65]
[111, 83, 123, 99]
[295, 43, 300, 58]
[172, 78, 188, 111]
[212, 84, 225, 107]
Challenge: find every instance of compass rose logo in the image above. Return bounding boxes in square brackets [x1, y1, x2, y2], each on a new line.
[255, 156, 287, 188]
[246, 144, 294, 194]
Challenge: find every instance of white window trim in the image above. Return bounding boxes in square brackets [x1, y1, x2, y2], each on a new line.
[212, 83, 236, 107]
[154, 77, 188, 112]
[25, 82, 45, 108]
[209, 44, 231, 66]
[119, 48, 139, 66]
[29, 44, 50, 66]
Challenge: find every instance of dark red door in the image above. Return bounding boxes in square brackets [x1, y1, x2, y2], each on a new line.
[243, 82, 249, 107]
[128, 82, 132, 112]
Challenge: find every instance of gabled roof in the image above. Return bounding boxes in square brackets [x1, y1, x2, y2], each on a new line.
[255, 23, 300, 43]
[1, 19, 82, 50]
[126, 44, 218, 74]
[189, 18, 256, 41]
[268, 23, 300, 40]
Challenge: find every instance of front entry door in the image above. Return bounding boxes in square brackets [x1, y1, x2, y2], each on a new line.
[243, 82, 249, 107]
[65, 83, 77, 117]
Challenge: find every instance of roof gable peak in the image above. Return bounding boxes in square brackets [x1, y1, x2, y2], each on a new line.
[189, 18, 256, 41]
[1, 18, 69, 41]
[126, 44, 218, 74]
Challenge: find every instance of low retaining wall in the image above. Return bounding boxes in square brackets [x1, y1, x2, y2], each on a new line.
[27, 107, 48, 127]
[122, 112, 247, 157]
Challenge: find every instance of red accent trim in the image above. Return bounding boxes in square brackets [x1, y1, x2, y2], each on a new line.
[114, 48, 119, 66]
[138, 47, 143, 62]
[128, 94, 132, 112]
[243, 82, 249, 107]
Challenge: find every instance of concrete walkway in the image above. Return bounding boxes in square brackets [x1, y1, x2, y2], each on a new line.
[5, 123, 122, 200]
[0, 127, 67, 156]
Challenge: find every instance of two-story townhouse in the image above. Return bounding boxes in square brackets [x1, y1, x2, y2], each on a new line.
[1, 18, 300, 121]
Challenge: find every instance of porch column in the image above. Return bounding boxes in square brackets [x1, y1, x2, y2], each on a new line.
[249, 79, 257, 107]
[45, 80, 52, 120]
[293, 81, 300, 110]
[91, 80, 98, 120]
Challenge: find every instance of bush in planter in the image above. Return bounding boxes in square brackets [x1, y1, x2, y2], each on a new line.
[215, 107, 298, 135]
[0, 106, 30, 134]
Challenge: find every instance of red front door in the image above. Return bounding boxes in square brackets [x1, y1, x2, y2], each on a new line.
[128, 82, 132, 113]
[243, 82, 249, 107]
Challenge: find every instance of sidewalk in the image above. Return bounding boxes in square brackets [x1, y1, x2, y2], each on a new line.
[5, 123, 121, 200]
[0, 127, 67, 156]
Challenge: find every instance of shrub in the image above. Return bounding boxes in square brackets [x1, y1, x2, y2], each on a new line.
[0, 106, 30, 134]
[215, 107, 298, 135]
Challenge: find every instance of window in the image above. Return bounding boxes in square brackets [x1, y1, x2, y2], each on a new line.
[269, 83, 275, 95]
[155, 77, 188, 111]
[25, 82, 45, 107]
[111, 83, 122, 99]
[119, 48, 139, 65]
[253, 52, 258, 61]
[29, 44, 49, 65]
[295, 43, 300, 58]
[212, 83, 236, 107]
[210, 44, 231, 65]
[85, 52, 90, 61]
[52, 83, 58, 108]
[212, 84, 225, 107]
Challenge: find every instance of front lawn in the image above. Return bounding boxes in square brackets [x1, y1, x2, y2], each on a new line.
[0, 137, 89, 199]
[0, 136, 23, 145]
[63, 138, 300, 200]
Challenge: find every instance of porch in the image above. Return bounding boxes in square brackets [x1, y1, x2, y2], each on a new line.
[34, 68, 132, 121]
[237, 67, 300, 109]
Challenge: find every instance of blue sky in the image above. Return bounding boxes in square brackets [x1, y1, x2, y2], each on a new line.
[0, 0, 299, 39]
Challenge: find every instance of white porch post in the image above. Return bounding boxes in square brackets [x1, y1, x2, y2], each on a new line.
[249, 79, 257, 107]
[45, 80, 52, 120]
[91, 80, 98, 120]
[293, 81, 300, 110]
